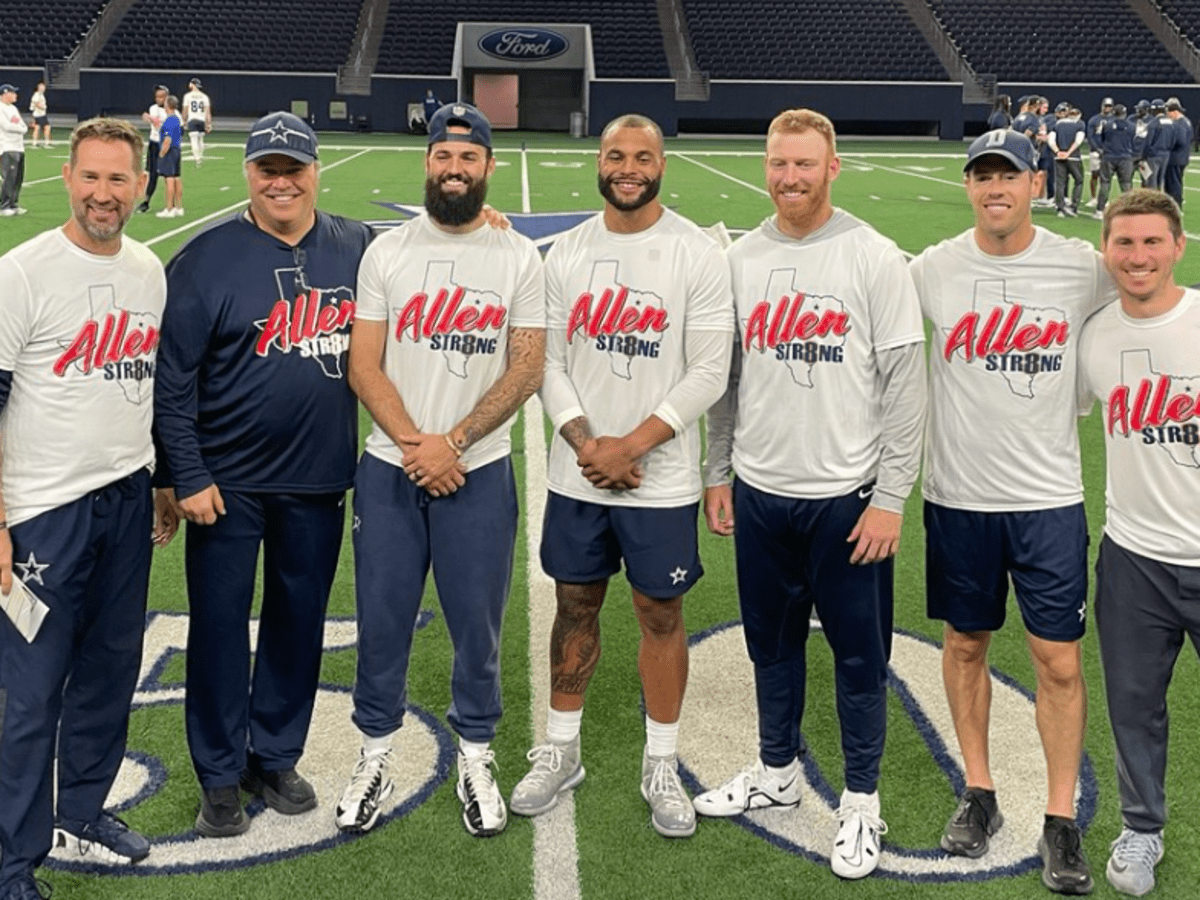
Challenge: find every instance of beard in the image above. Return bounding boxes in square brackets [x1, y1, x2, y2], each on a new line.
[425, 174, 488, 227]
[597, 172, 662, 212]
[73, 201, 129, 243]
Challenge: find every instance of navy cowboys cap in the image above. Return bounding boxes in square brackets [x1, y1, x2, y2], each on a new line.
[964, 129, 1038, 173]
[245, 112, 319, 164]
[0, 84, 17, 94]
[427, 102, 492, 150]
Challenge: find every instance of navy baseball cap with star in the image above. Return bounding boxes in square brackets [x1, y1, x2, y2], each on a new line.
[245, 112, 319, 164]
[964, 129, 1038, 173]
[427, 102, 492, 150]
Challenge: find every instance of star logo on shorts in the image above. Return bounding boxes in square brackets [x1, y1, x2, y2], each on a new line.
[352, 515, 361, 533]
[14, 552, 50, 586]
[1078, 603, 1087, 622]
[670, 566, 687, 585]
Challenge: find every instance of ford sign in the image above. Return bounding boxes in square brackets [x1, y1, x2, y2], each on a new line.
[478, 28, 569, 62]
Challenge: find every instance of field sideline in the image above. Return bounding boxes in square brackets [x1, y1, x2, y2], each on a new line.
[7, 129, 1200, 900]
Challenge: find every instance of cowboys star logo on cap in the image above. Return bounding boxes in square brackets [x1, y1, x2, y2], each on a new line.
[244, 111, 319, 164]
[453, 105, 466, 116]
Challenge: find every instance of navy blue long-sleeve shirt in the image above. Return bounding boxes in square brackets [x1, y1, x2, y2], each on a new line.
[154, 211, 372, 499]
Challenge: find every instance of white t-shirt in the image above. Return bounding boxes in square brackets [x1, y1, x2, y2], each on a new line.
[1079, 289, 1200, 564]
[727, 211, 925, 498]
[29, 91, 46, 118]
[910, 226, 1115, 511]
[0, 101, 26, 153]
[356, 213, 545, 472]
[182, 90, 210, 124]
[542, 208, 734, 508]
[0, 229, 165, 525]
[146, 102, 167, 142]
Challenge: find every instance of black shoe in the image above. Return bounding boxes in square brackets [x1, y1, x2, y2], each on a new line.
[135, 201, 150, 213]
[241, 762, 317, 815]
[941, 787, 1003, 858]
[196, 785, 250, 837]
[1039, 816, 1094, 894]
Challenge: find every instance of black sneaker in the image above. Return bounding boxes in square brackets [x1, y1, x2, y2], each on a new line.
[941, 787, 1003, 858]
[1039, 816, 1094, 894]
[54, 810, 150, 864]
[196, 785, 250, 837]
[135, 201, 150, 213]
[241, 762, 317, 815]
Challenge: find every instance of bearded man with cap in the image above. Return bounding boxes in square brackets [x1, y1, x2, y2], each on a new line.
[909, 128, 1117, 895]
[333, 102, 544, 839]
[154, 112, 373, 838]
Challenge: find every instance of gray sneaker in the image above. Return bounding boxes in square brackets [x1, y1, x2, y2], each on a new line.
[640, 751, 696, 838]
[510, 738, 585, 816]
[1106, 828, 1163, 896]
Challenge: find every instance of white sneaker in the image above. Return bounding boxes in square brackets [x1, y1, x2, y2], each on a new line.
[640, 751, 696, 837]
[1106, 828, 1163, 896]
[155, 208, 174, 218]
[335, 749, 394, 833]
[0, 208, 14, 217]
[457, 747, 507, 836]
[1085, 198, 1098, 208]
[693, 759, 801, 817]
[831, 789, 887, 879]
[172, 207, 185, 217]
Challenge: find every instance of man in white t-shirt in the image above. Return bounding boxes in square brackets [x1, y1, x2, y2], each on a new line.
[137, 84, 168, 213]
[910, 129, 1115, 895]
[694, 108, 926, 879]
[0, 83, 28, 215]
[336, 103, 544, 839]
[1079, 188, 1197, 897]
[181, 78, 211, 166]
[0, 118, 177, 899]
[509, 113, 733, 840]
[28, 81, 48, 148]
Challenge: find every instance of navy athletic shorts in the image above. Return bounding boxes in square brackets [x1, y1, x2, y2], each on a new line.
[540, 492, 702, 598]
[925, 501, 1088, 640]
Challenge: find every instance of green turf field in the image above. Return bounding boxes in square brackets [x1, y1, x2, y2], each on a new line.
[9, 129, 1200, 899]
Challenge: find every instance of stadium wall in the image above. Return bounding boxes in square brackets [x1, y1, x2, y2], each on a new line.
[6, 68, 1197, 139]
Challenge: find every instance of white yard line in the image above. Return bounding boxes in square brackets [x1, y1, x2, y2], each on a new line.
[145, 149, 372, 246]
[524, 397, 583, 900]
[672, 151, 768, 196]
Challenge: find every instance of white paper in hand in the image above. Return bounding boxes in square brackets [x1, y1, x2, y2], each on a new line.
[1, 574, 49, 643]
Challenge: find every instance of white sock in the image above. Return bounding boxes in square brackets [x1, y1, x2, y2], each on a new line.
[547, 707, 582, 744]
[459, 738, 490, 758]
[645, 716, 679, 758]
[362, 731, 394, 756]
[765, 758, 799, 783]
[190, 132, 202, 159]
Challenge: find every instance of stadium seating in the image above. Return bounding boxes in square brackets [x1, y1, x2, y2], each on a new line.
[681, 0, 949, 81]
[929, 0, 1195, 83]
[375, 0, 670, 78]
[1159, 0, 1200, 50]
[0, 0, 106, 66]
[92, 0, 362, 71]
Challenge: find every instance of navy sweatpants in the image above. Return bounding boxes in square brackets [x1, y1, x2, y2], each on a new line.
[733, 478, 894, 794]
[0, 470, 152, 885]
[351, 453, 517, 743]
[184, 489, 344, 789]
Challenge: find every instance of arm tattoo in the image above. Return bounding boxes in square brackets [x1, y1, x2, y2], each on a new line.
[455, 327, 544, 450]
[560, 415, 593, 454]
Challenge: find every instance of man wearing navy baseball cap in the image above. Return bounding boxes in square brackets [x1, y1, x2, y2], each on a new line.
[910, 127, 1117, 894]
[0, 83, 28, 215]
[155, 111, 372, 837]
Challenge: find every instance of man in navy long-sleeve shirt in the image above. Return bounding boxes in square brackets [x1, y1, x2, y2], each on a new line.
[154, 112, 372, 838]
[1165, 97, 1192, 206]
